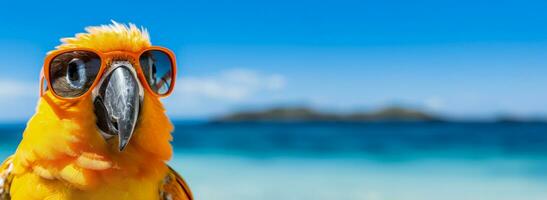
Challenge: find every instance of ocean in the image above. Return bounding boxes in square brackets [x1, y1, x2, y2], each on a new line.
[1, 122, 547, 200]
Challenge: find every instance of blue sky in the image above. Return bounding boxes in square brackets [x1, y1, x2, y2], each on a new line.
[0, 0, 547, 120]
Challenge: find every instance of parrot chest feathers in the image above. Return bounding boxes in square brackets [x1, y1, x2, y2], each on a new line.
[3, 158, 192, 200]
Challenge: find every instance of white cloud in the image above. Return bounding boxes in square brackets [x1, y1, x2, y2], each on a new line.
[424, 96, 445, 111]
[0, 79, 37, 97]
[175, 69, 286, 102]
[0, 79, 38, 121]
[163, 69, 288, 118]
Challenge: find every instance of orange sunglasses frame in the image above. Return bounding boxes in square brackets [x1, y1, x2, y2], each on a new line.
[39, 46, 177, 100]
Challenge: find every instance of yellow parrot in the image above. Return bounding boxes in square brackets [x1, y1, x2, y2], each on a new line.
[0, 22, 193, 200]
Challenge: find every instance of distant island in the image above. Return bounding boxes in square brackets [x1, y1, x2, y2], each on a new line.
[214, 106, 444, 122]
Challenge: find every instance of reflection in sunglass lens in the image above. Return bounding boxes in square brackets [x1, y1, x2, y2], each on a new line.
[49, 51, 101, 98]
[139, 50, 174, 95]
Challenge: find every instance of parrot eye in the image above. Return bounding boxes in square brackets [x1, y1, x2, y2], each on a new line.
[66, 58, 87, 89]
[49, 50, 101, 98]
[139, 50, 175, 95]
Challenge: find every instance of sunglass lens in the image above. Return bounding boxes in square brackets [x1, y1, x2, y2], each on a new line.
[139, 50, 174, 95]
[49, 51, 101, 98]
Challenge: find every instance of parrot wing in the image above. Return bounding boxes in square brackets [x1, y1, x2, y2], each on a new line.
[160, 165, 193, 200]
[0, 155, 13, 200]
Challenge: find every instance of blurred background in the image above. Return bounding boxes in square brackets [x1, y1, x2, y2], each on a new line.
[1, 0, 547, 199]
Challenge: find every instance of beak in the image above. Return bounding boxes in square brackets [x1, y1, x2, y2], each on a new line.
[94, 62, 141, 151]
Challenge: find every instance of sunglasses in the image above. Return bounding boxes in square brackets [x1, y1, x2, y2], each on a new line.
[40, 46, 176, 100]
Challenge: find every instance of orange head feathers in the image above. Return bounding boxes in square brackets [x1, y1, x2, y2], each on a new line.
[11, 21, 175, 191]
[55, 21, 151, 53]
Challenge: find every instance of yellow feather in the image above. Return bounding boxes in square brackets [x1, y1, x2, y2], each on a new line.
[32, 165, 55, 180]
[75, 153, 112, 171]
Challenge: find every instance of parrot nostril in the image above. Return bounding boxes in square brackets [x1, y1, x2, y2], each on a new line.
[111, 119, 119, 131]
[94, 97, 117, 137]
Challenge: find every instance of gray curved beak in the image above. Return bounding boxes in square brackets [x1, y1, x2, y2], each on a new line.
[94, 64, 141, 151]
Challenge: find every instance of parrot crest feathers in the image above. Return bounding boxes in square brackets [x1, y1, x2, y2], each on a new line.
[55, 20, 151, 53]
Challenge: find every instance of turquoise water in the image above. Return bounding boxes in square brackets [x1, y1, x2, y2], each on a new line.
[2, 122, 547, 199]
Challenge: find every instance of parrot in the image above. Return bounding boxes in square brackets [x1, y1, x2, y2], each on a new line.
[0, 22, 193, 200]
